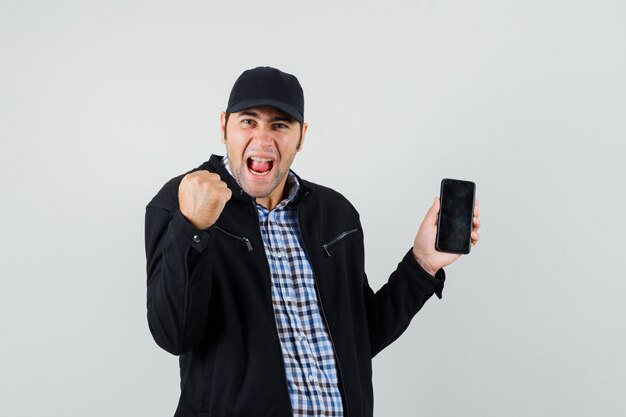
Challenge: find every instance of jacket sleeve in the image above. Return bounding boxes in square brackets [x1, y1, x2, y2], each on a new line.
[145, 195, 214, 356]
[363, 249, 445, 357]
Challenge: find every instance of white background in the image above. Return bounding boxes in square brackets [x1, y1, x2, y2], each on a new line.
[1, 0, 625, 416]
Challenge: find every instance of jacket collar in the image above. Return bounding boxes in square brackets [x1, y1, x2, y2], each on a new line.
[204, 154, 313, 204]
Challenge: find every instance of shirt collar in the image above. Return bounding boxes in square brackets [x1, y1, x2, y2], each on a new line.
[221, 155, 301, 209]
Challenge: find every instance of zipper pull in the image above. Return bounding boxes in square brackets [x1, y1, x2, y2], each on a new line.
[242, 237, 253, 252]
[322, 245, 332, 257]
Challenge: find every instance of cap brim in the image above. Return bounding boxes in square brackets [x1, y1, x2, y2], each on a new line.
[226, 99, 303, 123]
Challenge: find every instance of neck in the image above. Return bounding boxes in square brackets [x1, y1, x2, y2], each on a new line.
[255, 175, 289, 211]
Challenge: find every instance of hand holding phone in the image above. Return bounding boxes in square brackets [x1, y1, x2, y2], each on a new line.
[411, 179, 479, 276]
[435, 178, 476, 254]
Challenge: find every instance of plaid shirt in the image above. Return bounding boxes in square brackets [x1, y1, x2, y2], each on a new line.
[223, 158, 344, 416]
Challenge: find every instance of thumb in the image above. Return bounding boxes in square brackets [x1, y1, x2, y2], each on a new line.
[421, 196, 440, 227]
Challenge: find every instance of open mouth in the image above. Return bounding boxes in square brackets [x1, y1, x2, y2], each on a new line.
[246, 156, 274, 176]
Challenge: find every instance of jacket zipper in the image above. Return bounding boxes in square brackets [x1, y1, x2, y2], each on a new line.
[299, 207, 351, 417]
[322, 228, 359, 257]
[214, 226, 253, 251]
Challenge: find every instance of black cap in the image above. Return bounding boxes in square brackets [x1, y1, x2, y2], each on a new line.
[226, 66, 304, 123]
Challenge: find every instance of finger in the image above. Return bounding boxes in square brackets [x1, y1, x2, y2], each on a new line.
[474, 207, 480, 218]
[473, 217, 481, 229]
[186, 170, 214, 185]
[474, 198, 479, 207]
[471, 231, 480, 245]
[212, 180, 229, 189]
[217, 186, 233, 202]
[422, 196, 440, 227]
[206, 172, 221, 180]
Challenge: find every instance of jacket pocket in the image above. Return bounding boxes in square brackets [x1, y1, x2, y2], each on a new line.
[213, 226, 253, 251]
[322, 228, 359, 257]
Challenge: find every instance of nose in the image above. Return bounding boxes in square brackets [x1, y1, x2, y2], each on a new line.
[250, 126, 274, 148]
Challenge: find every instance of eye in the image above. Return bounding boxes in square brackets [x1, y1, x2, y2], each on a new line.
[242, 119, 255, 125]
[273, 123, 289, 129]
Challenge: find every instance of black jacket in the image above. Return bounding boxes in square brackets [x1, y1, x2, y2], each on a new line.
[145, 155, 445, 417]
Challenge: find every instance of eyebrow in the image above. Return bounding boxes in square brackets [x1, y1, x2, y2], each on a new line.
[238, 111, 259, 118]
[237, 111, 295, 124]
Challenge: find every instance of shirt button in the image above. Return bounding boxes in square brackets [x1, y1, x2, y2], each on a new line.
[275, 250, 283, 258]
[297, 333, 304, 342]
[193, 235, 201, 243]
[308, 374, 316, 383]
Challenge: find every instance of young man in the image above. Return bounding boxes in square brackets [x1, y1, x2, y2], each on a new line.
[145, 66, 480, 417]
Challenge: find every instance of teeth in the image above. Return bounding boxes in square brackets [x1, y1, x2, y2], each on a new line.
[250, 169, 270, 176]
[248, 156, 273, 176]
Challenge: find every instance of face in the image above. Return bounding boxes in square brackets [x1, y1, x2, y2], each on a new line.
[220, 106, 308, 203]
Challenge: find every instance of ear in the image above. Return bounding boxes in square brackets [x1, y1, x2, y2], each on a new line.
[297, 122, 308, 152]
[220, 112, 227, 144]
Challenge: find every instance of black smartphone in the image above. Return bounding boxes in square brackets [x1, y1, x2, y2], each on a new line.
[435, 178, 476, 254]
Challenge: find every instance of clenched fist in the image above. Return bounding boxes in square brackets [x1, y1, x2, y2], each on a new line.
[178, 171, 232, 230]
